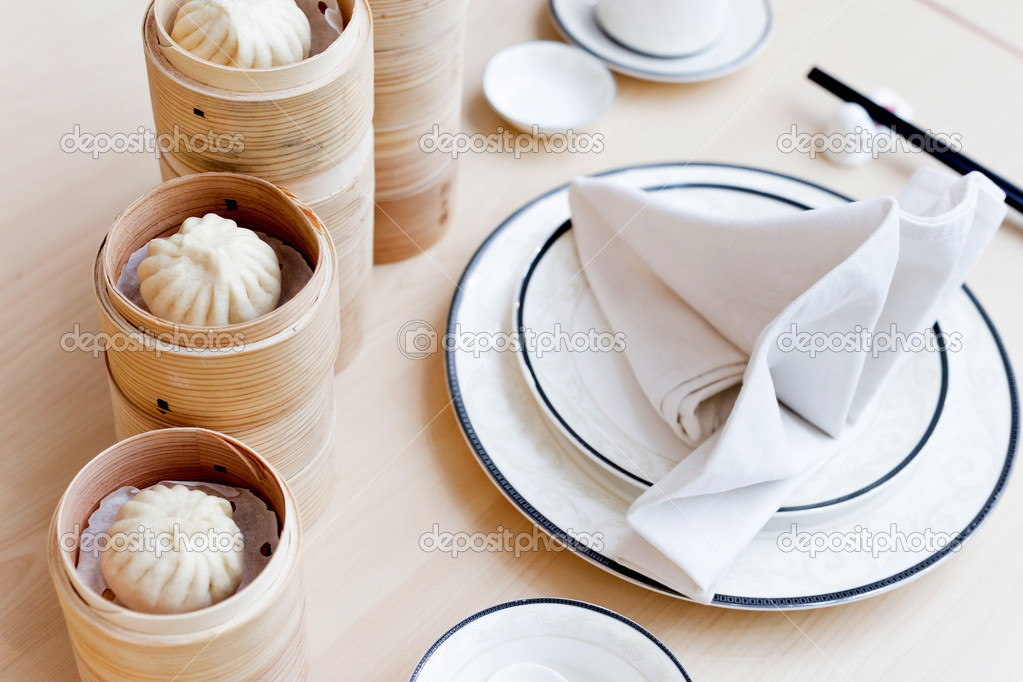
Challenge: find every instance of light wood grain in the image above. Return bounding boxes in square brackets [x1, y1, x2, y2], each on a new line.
[2, 0, 1023, 679]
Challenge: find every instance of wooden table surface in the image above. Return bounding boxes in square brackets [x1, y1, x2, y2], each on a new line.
[3, 0, 1023, 679]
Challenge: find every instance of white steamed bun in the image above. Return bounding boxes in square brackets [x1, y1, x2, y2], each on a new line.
[100, 484, 245, 614]
[171, 0, 312, 69]
[138, 213, 283, 327]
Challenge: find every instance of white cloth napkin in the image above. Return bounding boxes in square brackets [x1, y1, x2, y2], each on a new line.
[570, 168, 1006, 602]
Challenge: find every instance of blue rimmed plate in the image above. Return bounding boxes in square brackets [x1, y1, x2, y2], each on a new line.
[514, 183, 948, 517]
[548, 0, 771, 83]
[445, 161, 1017, 608]
[409, 598, 691, 681]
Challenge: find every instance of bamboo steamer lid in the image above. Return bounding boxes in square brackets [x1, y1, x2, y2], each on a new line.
[48, 429, 308, 681]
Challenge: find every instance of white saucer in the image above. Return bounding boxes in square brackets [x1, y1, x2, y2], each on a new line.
[483, 41, 616, 133]
[515, 184, 947, 516]
[548, 0, 772, 83]
[408, 598, 691, 681]
[446, 162, 1017, 608]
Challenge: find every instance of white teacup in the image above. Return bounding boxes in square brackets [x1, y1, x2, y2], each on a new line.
[595, 0, 730, 58]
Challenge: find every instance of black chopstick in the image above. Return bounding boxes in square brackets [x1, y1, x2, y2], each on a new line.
[808, 67, 1023, 213]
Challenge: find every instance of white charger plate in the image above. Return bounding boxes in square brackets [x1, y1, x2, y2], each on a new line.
[446, 162, 1018, 608]
[408, 598, 691, 681]
[514, 184, 948, 516]
[548, 0, 771, 83]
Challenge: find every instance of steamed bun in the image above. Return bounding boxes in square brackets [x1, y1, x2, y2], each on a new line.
[100, 485, 244, 614]
[171, 0, 312, 69]
[137, 213, 283, 327]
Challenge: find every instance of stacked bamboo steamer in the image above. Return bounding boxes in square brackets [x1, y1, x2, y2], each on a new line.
[370, 0, 468, 262]
[94, 173, 339, 526]
[49, 429, 308, 680]
[143, 0, 374, 369]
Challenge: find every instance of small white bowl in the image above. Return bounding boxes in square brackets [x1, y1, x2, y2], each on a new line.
[483, 41, 616, 133]
[409, 599, 690, 682]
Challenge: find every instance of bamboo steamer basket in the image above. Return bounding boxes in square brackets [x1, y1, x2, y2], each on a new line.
[48, 429, 307, 681]
[95, 173, 340, 424]
[370, 0, 468, 51]
[374, 160, 457, 263]
[373, 22, 465, 129]
[143, 0, 373, 184]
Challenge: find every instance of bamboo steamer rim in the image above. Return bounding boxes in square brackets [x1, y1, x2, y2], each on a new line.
[51, 428, 300, 637]
[373, 18, 465, 63]
[369, 0, 466, 21]
[150, 0, 369, 93]
[98, 172, 337, 350]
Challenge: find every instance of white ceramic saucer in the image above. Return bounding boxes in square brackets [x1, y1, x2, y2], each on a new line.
[548, 0, 772, 83]
[514, 184, 948, 516]
[408, 598, 691, 681]
[446, 162, 1017, 608]
[483, 41, 616, 133]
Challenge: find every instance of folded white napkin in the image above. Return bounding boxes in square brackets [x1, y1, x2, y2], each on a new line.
[570, 168, 1006, 602]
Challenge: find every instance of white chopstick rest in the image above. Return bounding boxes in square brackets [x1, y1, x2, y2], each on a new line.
[825, 88, 913, 168]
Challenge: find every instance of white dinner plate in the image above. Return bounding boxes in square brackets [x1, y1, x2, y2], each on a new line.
[408, 598, 691, 681]
[548, 0, 771, 83]
[446, 162, 1018, 608]
[514, 184, 948, 516]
